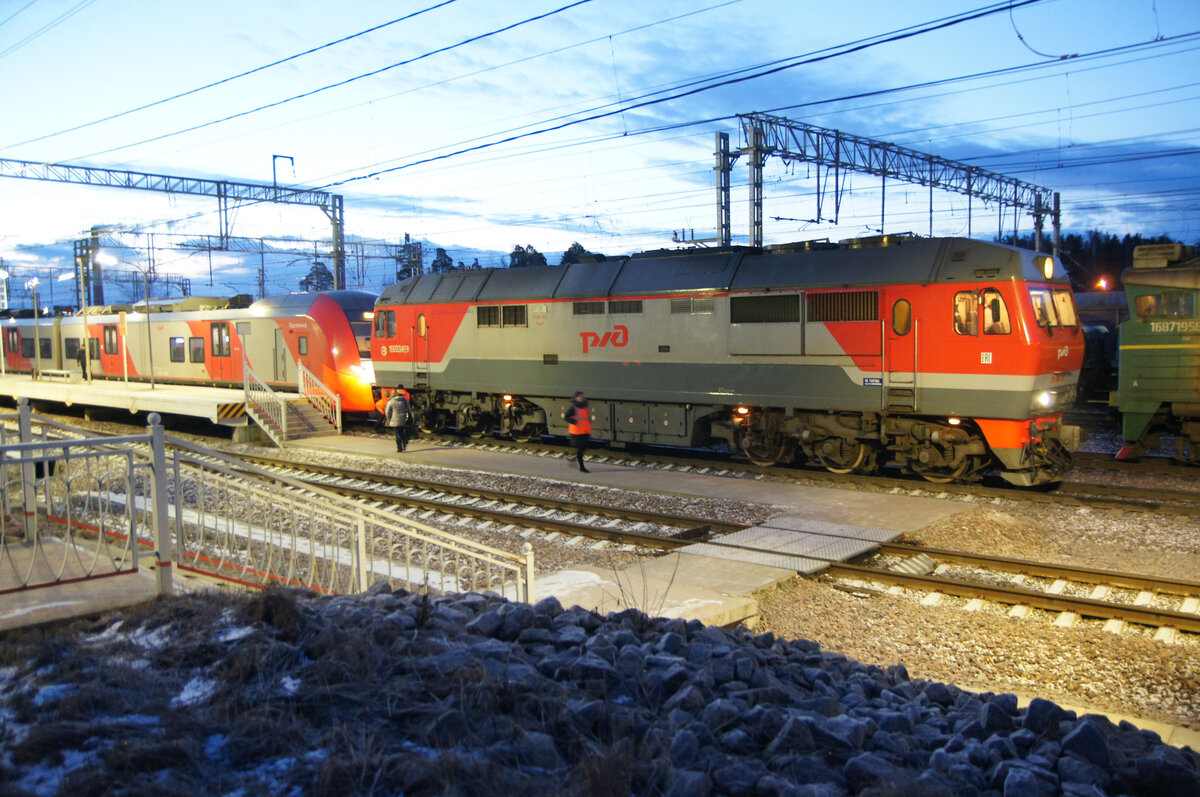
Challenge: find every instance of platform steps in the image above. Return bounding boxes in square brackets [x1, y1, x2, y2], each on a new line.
[284, 398, 339, 440]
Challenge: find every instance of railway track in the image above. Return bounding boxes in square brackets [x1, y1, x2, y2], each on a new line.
[234, 453, 748, 551]
[383, 432, 1200, 517]
[831, 542, 1200, 640]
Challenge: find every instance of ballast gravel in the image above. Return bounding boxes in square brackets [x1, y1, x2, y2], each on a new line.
[1, 585, 1197, 796]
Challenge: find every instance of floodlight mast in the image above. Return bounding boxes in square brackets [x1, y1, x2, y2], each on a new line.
[716, 114, 1061, 254]
[0, 157, 347, 289]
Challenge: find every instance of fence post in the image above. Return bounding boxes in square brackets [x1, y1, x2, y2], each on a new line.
[356, 514, 370, 593]
[523, 542, 535, 604]
[147, 413, 173, 595]
[17, 397, 36, 540]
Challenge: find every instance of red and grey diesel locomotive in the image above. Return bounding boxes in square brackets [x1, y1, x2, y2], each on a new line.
[2, 290, 378, 413]
[372, 236, 1084, 485]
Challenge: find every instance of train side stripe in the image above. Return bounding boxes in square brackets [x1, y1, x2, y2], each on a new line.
[1119, 344, 1200, 350]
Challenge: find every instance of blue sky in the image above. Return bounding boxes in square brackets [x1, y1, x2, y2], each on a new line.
[1, 0, 1197, 303]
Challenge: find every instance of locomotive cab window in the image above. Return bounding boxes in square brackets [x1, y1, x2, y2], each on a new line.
[374, 309, 396, 337]
[982, 289, 1011, 335]
[477, 305, 527, 328]
[953, 292, 979, 335]
[1135, 292, 1195, 318]
[891, 300, 912, 336]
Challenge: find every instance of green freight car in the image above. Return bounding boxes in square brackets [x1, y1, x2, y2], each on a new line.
[1112, 244, 1200, 464]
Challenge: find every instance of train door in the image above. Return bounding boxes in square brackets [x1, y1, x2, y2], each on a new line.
[884, 297, 917, 411]
[273, 328, 290, 382]
[211, 321, 232, 383]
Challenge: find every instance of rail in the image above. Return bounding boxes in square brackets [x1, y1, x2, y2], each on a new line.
[1, 401, 534, 604]
[297, 360, 341, 433]
[243, 362, 287, 444]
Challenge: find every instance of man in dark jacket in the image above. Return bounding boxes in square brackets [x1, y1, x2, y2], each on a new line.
[385, 387, 411, 452]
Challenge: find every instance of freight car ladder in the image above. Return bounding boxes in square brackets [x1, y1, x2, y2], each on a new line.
[244, 361, 341, 445]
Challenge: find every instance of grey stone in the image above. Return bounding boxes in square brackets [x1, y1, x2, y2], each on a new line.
[1057, 753, 1110, 790]
[664, 768, 711, 797]
[843, 752, 902, 791]
[1061, 721, 1111, 768]
[712, 760, 767, 796]
[981, 700, 1016, 734]
[1022, 697, 1064, 735]
[1003, 765, 1041, 797]
[670, 728, 700, 765]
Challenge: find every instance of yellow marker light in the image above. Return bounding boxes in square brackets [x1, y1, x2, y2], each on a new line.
[948, 417, 961, 426]
[736, 406, 750, 415]
[1034, 255, 1054, 280]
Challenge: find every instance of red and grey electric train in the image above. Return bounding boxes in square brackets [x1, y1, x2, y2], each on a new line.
[2, 290, 378, 413]
[371, 236, 1084, 486]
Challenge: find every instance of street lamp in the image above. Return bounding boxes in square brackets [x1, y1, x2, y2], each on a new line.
[24, 278, 41, 378]
[96, 252, 155, 389]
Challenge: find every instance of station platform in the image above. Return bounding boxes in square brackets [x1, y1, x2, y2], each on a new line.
[0, 372, 250, 429]
[286, 434, 965, 628]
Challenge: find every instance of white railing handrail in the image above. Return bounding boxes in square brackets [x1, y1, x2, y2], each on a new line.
[296, 360, 342, 433]
[244, 362, 287, 443]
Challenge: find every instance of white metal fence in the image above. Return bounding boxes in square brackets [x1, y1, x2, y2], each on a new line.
[243, 363, 287, 444]
[1, 399, 534, 603]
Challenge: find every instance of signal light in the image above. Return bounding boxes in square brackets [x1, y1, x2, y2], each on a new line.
[735, 406, 750, 415]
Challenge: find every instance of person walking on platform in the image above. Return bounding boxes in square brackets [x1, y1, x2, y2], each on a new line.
[564, 391, 591, 473]
[75, 345, 88, 379]
[385, 387, 411, 452]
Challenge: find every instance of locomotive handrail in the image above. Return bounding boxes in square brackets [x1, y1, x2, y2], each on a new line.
[297, 359, 342, 434]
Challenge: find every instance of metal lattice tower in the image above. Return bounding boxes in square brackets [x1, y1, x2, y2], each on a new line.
[716, 113, 1060, 253]
[0, 157, 348, 291]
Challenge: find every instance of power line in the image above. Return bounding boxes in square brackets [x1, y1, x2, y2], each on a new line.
[0, 0, 97, 61]
[70, 0, 596, 161]
[4, 0, 461, 151]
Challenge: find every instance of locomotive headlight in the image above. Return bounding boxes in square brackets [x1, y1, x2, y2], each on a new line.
[349, 363, 375, 383]
[1034, 255, 1054, 280]
[1034, 390, 1055, 409]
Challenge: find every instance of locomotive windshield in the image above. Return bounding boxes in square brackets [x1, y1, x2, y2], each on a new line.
[350, 320, 372, 358]
[1028, 287, 1079, 329]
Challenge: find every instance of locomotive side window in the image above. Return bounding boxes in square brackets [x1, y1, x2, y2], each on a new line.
[807, 291, 878, 322]
[189, 337, 205, 362]
[731, 294, 800, 323]
[103, 325, 119, 354]
[892, 300, 912, 336]
[608, 300, 643, 314]
[1135, 292, 1194, 318]
[982, 289, 1011, 335]
[170, 337, 185, 363]
[417, 313, 427, 338]
[573, 301, 604, 315]
[502, 305, 527, 327]
[477, 306, 500, 328]
[953, 292, 978, 335]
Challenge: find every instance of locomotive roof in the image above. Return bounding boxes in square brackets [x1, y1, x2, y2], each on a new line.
[378, 237, 1061, 306]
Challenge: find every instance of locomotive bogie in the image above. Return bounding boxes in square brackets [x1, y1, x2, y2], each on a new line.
[373, 237, 1083, 485]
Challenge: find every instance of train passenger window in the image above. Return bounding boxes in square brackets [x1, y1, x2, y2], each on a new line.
[88, 338, 98, 360]
[502, 305, 527, 327]
[64, 338, 79, 360]
[477, 306, 500, 328]
[21, 338, 34, 358]
[298, 336, 308, 356]
[189, 337, 205, 363]
[891, 300, 911, 336]
[211, 322, 231, 357]
[103, 325, 119, 354]
[170, 337, 185, 363]
[1136, 292, 1195, 318]
[982, 290, 1011, 335]
[953, 292, 978, 335]
[39, 338, 52, 359]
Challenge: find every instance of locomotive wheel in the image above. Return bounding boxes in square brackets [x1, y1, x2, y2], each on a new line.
[815, 441, 875, 475]
[743, 441, 792, 467]
[511, 424, 544, 444]
[912, 459, 970, 484]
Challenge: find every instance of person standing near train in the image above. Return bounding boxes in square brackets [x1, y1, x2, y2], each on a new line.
[385, 386, 411, 452]
[564, 391, 591, 473]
